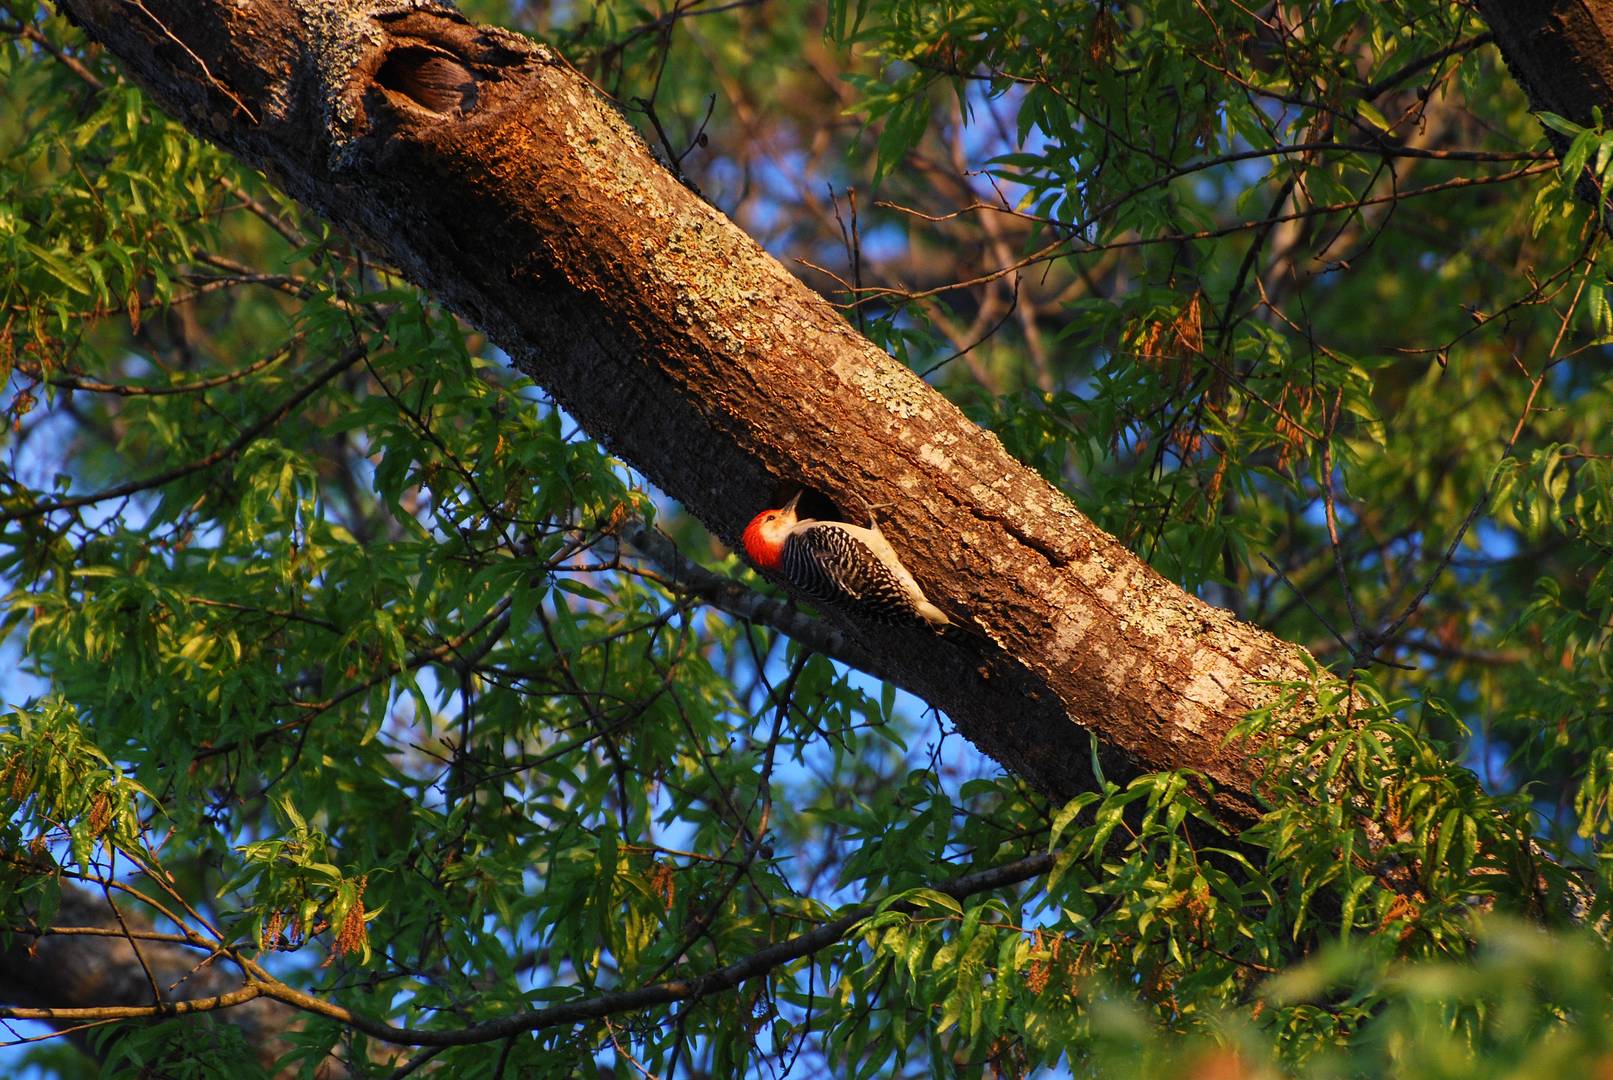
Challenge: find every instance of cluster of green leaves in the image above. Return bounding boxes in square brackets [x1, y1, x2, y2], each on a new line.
[0, 697, 152, 898]
[797, 667, 1613, 1078]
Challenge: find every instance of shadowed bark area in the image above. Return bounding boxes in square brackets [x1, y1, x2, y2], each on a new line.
[1474, 1, 1613, 135]
[1474, 0, 1613, 215]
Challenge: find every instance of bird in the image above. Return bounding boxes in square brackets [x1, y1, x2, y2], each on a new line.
[741, 490, 955, 631]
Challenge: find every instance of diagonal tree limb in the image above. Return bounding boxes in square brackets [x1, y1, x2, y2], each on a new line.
[48, 0, 1311, 820]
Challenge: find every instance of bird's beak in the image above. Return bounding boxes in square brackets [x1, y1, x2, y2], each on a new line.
[782, 490, 804, 516]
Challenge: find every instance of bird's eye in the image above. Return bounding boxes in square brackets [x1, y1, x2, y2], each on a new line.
[766, 513, 776, 521]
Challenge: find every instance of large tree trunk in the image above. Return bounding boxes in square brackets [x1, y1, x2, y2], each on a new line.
[50, 0, 1307, 817]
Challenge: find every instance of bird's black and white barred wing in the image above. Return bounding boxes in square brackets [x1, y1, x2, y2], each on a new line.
[778, 523, 919, 622]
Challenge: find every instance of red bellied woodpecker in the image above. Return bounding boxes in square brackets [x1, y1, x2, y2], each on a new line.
[741, 491, 955, 631]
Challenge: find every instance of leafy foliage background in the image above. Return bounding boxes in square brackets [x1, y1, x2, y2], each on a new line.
[3, 0, 1613, 1076]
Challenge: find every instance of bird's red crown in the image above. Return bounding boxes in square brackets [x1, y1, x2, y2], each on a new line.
[742, 509, 786, 570]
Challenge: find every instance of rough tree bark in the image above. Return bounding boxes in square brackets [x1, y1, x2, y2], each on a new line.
[7, 0, 1603, 1065]
[1474, 1, 1613, 139]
